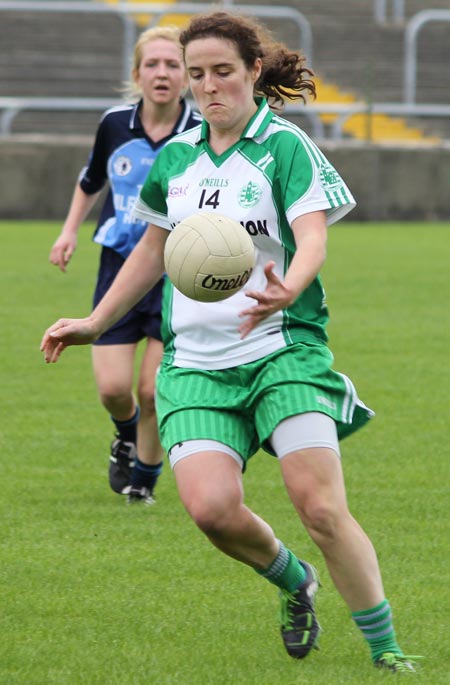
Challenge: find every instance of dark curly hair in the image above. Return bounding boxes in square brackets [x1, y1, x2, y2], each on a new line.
[179, 11, 316, 109]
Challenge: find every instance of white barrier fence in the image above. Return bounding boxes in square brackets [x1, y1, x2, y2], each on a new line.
[2, 96, 450, 141]
[1, 1, 449, 137]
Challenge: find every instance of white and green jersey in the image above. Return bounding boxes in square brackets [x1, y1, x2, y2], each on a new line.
[133, 98, 355, 370]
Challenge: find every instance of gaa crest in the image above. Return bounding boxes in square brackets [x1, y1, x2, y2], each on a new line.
[113, 155, 132, 176]
[319, 163, 342, 189]
[238, 181, 262, 208]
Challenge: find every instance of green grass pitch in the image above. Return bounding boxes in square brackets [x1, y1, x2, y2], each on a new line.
[1, 221, 449, 684]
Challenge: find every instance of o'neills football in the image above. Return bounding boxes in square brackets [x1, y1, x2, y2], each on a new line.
[163, 212, 255, 302]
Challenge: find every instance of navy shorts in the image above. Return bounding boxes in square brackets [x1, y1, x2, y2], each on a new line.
[93, 247, 163, 345]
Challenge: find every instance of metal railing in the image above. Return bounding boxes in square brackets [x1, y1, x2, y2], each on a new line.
[307, 102, 450, 142]
[0, 1, 313, 80]
[1, 2, 450, 140]
[2, 95, 450, 141]
[404, 9, 450, 104]
[0, 96, 117, 135]
[374, 0, 405, 25]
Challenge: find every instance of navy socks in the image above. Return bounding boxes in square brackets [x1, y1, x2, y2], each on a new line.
[111, 406, 140, 444]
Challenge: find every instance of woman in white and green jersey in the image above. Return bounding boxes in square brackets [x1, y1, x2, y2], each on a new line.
[41, 11, 419, 673]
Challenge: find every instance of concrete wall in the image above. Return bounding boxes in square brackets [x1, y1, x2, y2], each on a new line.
[1, 135, 449, 221]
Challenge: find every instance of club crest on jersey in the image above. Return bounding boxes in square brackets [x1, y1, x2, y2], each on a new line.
[319, 163, 342, 190]
[238, 181, 262, 208]
[113, 155, 132, 176]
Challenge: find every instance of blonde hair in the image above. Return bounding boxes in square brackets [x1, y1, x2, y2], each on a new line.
[122, 26, 183, 101]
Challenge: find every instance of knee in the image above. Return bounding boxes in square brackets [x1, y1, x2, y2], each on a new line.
[137, 382, 156, 415]
[98, 381, 130, 407]
[300, 497, 341, 543]
[185, 495, 236, 537]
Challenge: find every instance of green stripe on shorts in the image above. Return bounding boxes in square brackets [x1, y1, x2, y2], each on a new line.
[155, 342, 374, 466]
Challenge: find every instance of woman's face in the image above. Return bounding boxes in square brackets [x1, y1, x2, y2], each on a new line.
[185, 36, 262, 135]
[134, 38, 186, 105]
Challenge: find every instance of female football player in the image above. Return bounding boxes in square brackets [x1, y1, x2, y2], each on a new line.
[42, 11, 419, 672]
[48, 26, 200, 503]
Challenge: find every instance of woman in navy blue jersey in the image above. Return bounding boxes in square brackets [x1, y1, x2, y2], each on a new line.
[49, 26, 201, 503]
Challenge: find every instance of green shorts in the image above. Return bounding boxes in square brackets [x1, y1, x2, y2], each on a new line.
[155, 342, 374, 466]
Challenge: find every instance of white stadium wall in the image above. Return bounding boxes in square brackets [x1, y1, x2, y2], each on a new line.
[1, 137, 449, 221]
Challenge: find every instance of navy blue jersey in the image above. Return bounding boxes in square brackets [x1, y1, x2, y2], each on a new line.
[79, 99, 201, 258]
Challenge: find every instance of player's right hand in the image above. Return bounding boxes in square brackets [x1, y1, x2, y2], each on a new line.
[49, 235, 77, 272]
[40, 318, 99, 363]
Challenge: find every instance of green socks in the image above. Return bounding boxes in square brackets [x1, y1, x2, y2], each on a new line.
[256, 541, 306, 592]
[352, 599, 403, 662]
[259, 552, 402, 663]
[259, 551, 403, 663]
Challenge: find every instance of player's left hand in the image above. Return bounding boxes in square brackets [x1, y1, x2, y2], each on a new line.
[238, 261, 294, 338]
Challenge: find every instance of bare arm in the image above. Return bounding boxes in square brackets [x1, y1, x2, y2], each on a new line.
[41, 224, 168, 362]
[239, 210, 327, 338]
[49, 184, 101, 272]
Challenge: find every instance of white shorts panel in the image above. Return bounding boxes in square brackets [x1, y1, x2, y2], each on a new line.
[270, 412, 341, 459]
[168, 439, 244, 470]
